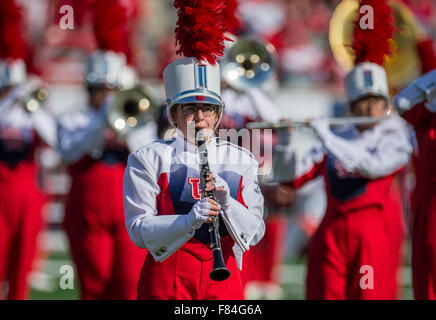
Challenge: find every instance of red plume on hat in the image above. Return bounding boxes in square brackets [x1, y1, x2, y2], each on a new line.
[0, 0, 27, 61]
[351, 0, 395, 66]
[222, 0, 242, 36]
[93, 0, 133, 64]
[174, 0, 230, 65]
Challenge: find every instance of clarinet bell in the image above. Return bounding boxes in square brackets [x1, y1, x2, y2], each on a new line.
[209, 250, 231, 281]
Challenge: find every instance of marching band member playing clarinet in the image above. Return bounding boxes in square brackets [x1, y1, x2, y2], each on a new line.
[394, 38, 436, 300]
[123, 0, 265, 300]
[273, 0, 412, 299]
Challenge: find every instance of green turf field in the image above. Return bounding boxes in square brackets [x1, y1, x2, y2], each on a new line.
[29, 249, 414, 300]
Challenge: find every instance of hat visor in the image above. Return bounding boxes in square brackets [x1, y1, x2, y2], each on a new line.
[171, 95, 222, 107]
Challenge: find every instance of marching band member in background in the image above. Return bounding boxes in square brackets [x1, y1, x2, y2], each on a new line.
[218, 1, 290, 299]
[220, 52, 289, 299]
[272, 0, 412, 299]
[123, 0, 265, 300]
[394, 37, 436, 300]
[0, 0, 57, 300]
[57, 0, 154, 299]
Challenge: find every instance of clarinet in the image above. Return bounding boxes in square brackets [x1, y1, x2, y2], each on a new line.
[196, 130, 231, 281]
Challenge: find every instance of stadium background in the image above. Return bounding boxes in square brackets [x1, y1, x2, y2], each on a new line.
[10, 0, 435, 300]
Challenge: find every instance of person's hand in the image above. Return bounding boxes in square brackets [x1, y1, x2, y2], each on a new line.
[213, 175, 232, 212]
[187, 197, 221, 229]
[204, 172, 217, 192]
[309, 117, 330, 138]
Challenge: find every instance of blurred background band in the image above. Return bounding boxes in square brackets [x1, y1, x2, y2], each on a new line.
[0, 0, 435, 300]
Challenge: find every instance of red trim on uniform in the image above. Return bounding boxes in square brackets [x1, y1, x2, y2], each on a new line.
[156, 172, 176, 215]
[291, 157, 326, 189]
[236, 176, 248, 208]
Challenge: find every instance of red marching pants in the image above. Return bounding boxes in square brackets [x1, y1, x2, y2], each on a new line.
[63, 160, 146, 300]
[241, 214, 289, 287]
[137, 237, 244, 300]
[306, 199, 405, 300]
[0, 162, 44, 300]
[411, 183, 436, 299]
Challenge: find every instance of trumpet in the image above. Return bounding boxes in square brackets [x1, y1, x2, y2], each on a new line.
[107, 87, 156, 136]
[246, 116, 390, 130]
[329, 0, 423, 89]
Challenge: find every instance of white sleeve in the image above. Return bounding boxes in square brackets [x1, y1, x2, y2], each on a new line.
[123, 152, 195, 262]
[219, 161, 265, 252]
[31, 107, 58, 148]
[394, 68, 436, 113]
[0, 85, 28, 117]
[316, 124, 412, 179]
[272, 133, 326, 185]
[125, 121, 158, 153]
[57, 107, 107, 164]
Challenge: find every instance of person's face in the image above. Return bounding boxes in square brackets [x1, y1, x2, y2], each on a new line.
[171, 103, 220, 142]
[88, 87, 115, 110]
[351, 96, 388, 130]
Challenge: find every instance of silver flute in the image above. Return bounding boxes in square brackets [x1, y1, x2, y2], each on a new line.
[246, 116, 389, 130]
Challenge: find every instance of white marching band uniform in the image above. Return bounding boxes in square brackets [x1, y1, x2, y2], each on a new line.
[57, 51, 157, 161]
[0, 57, 56, 299]
[123, 131, 265, 269]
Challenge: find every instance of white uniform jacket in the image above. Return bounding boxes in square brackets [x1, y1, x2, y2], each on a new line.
[123, 133, 265, 270]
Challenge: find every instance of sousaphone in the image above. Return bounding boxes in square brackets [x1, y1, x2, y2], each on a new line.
[329, 0, 425, 90]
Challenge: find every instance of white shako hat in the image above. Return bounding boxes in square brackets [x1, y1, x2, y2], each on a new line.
[0, 59, 26, 90]
[163, 57, 224, 109]
[163, 57, 224, 129]
[164, 0, 230, 129]
[345, 62, 390, 104]
[86, 0, 137, 90]
[85, 50, 128, 89]
[344, 0, 395, 105]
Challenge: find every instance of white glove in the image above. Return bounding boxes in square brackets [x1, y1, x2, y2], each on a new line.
[186, 198, 214, 230]
[213, 176, 232, 212]
[394, 69, 436, 112]
[310, 117, 331, 140]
